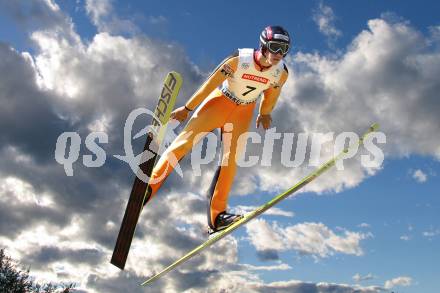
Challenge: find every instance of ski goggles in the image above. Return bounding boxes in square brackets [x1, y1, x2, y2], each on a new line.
[266, 41, 290, 55]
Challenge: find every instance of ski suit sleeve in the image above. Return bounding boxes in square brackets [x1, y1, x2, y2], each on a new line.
[259, 65, 289, 115]
[185, 52, 239, 111]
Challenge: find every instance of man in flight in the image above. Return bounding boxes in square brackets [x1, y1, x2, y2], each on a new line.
[144, 25, 291, 233]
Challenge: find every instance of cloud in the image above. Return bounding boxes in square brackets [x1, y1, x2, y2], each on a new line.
[312, 1, 342, 44]
[412, 169, 428, 183]
[85, 0, 138, 34]
[384, 276, 412, 289]
[400, 235, 411, 241]
[0, 176, 70, 240]
[353, 273, 375, 282]
[26, 246, 104, 267]
[245, 280, 384, 293]
[85, 0, 112, 23]
[246, 219, 371, 259]
[149, 15, 167, 25]
[241, 262, 292, 271]
[0, 2, 207, 291]
[299, 18, 440, 158]
[422, 228, 440, 238]
[0, 0, 80, 44]
[256, 249, 281, 262]
[232, 205, 295, 218]
[0, 0, 63, 28]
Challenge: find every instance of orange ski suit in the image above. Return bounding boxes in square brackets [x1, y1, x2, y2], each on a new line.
[148, 49, 288, 228]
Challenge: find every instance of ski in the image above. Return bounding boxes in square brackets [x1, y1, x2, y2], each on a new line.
[141, 123, 380, 286]
[111, 71, 182, 270]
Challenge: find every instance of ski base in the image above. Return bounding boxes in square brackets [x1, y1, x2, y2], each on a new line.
[111, 71, 182, 270]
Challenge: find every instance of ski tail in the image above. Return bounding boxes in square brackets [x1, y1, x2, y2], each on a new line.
[111, 72, 182, 270]
[140, 123, 380, 285]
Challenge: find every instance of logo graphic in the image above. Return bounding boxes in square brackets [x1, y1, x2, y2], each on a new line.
[114, 108, 183, 183]
[241, 63, 250, 70]
[273, 68, 281, 78]
[220, 64, 234, 78]
[273, 34, 289, 42]
[270, 82, 280, 89]
[242, 74, 269, 84]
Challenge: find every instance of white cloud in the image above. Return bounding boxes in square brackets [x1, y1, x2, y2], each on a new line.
[246, 219, 370, 258]
[400, 235, 411, 241]
[353, 273, 375, 282]
[232, 205, 295, 218]
[0, 3, 207, 291]
[85, 0, 138, 34]
[85, 0, 112, 23]
[42, 0, 60, 12]
[241, 262, 292, 271]
[384, 276, 412, 289]
[0, 0, 80, 44]
[312, 2, 342, 41]
[246, 279, 384, 293]
[422, 228, 440, 238]
[0, 176, 55, 207]
[246, 219, 286, 252]
[0, 215, 108, 290]
[149, 15, 167, 25]
[412, 169, 428, 183]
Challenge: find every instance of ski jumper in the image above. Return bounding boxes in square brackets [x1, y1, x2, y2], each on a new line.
[148, 48, 289, 228]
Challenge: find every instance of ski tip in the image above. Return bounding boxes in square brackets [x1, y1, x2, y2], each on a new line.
[141, 272, 160, 286]
[370, 123, 380, 132]
[168, 71, 183, 83]
[141, 279, 152, 286]
[110, 257, 126, 270]
[169, 70, 181, 76]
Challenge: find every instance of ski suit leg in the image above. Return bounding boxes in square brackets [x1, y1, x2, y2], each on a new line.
[148, 91, 237, 199]
[208, 101, 256, 228]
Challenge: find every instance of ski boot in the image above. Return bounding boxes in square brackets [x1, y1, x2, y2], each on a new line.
[207, 211, 243, 235]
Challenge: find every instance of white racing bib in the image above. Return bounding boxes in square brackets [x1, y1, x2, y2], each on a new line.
[221, 48, 284, 104]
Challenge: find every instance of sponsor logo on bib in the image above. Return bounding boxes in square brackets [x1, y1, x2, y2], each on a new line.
[242, 74, 269, 84]
[221, 64, 234, 78]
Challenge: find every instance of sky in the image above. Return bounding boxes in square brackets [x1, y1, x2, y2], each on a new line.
[0, 0, 439, 292]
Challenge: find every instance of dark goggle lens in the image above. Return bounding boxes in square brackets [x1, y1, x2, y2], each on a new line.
[267, 42, 289, 54]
